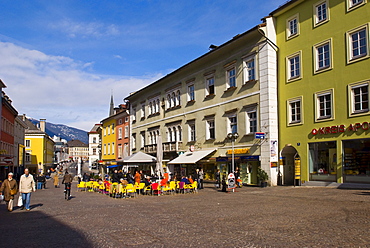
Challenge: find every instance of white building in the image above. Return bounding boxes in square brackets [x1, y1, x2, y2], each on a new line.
[88, 124, 101, 169]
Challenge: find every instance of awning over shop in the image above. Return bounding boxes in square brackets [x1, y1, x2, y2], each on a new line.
[120, 151, 157, 163]
[168, 149, 216, 164]
[107, 164, 119, 168]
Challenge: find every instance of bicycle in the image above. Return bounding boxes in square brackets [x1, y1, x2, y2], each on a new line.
[64, 183, 71, 200]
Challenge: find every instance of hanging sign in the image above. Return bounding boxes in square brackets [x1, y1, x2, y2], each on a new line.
[255, 132, 265, 139]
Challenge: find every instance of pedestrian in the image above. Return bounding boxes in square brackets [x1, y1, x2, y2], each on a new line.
[198, 169, 204, 189]
[215, 169, 221, 188]
[234, 167, 241, 188]
[193, 168, 200, 189]
[53, 173, 59, 188]
[19, 168, 36, 211]
[134, 170, 141, 185]
[0, 172, 18, 212]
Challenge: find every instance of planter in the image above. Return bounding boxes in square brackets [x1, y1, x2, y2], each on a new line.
[260, 182, 268, 188]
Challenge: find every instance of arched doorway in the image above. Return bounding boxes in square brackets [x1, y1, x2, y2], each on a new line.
[281, 145, 299, 185]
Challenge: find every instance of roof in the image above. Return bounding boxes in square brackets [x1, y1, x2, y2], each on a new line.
[168, 150, 216, 164]
[67, 140, 88, 147]
[120, 151, 157, 163]
[88, 124, 101, 134]
[269, 0, 304, 16]
[125, 24, 262, 101]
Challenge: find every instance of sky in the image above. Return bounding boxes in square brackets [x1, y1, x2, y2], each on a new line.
[0, 0, 283, 131]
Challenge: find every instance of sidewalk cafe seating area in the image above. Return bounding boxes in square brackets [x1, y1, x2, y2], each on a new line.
[76, 179, 199, 199]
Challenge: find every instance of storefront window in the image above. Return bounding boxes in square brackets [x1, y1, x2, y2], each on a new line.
[309, 141, 337, 181]
[343, 139, 370, 183]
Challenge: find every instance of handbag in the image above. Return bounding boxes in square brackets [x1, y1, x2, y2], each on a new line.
[7, 181, 17, 195]
[18, 194, 23, 207]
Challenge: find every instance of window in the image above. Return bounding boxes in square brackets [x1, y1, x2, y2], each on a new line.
[132, 134, 136, 150]
[351, 83, 369, 114]
[347, 0, 366, 11]
[167, 94, 172, 108]
[316, 91, 333, 120]
[287, 52, 301, 81]
[206, 77, 215, 95]
[141, 132, 145, 148]
[118, 119, 122, 125]
[286, 14, 299, 39]
[125, 116, 129, 122]
[124, 126, 129, 138]
[25, 153, 30, 162]
[178, 126, 182, 142]
[141, 103, 145, 118]
[288, 98, 302, 124]
[188, 122, 196, 142]
[314, 39, 332, 72]
[107, 126, 110, 135]
[112, 124, 115, 134]
[123, 143, 128, 157]
[244, 57, 256, 82]
[227, 67, 236, 88]
[118, 144, 122, 158]
[92, 137, 96, 143]
[25, 139, 30, 148]
[314, 0, 329, 26]
[112, 142, 115, 155]
[246, 109, 257, 133]
[107, 143, 110, 155]
[132, 107, 136, 121]
[118, 127, 122, 139]
[206, 120, 215, 140]
[92, 148, 96, 155]
[347, 25, 368, 63]
[176, 90, 181, 106]
[188, 84, 195, 101]
[104, 144, 107, 155]
[229, 116, 238, 134]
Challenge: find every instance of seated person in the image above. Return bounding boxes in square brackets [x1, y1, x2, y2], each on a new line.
[120, 178, 128, 187]
[144, 176, 152, 187]
[180, 176, 191, 184]
[188, 175, 194, 184]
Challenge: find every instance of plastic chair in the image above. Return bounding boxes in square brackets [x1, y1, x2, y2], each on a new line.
[86, 181, 93, 192]
[77, 181, 86, 191]
[151, 183, 161, 196]
[178, 182, 185, 194]
[143, 184, 152, 195]
[135, 182, 146, 195]
[126, 184, 137, 198]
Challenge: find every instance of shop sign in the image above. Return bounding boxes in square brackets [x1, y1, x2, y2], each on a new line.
[311, 122, 370, 136]
[294, 157, 301, 179]
[228, 173, 236, 189]
[255, 132, 265, 139]
[226, 148, 250, 155]
[216, 157, 229, 162]
[0, 149, 7, 154]
[241, 155, 260, 161]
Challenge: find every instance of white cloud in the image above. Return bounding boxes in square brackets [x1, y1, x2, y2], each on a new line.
[49, 19, 120, 38]
[0, 41, 161, 131]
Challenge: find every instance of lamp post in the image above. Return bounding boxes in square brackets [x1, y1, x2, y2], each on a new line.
[227, 132, 239, 174]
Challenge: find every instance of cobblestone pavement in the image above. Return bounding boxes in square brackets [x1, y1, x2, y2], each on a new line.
[1, 178, 370, 248]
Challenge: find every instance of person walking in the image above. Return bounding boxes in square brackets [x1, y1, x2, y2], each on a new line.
[194, 168, 200, 189]
[19, 168, 36, 211]
[53, 173, 59, 188]
[62, 170, 73, 200]
[215, 169, 221, 188]
[0, 172, 18, 212]
[198, 169, 204, 189]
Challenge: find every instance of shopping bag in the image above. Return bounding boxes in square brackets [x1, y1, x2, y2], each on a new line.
[18, 194, 23, 207]
[0, 194, 4, 202]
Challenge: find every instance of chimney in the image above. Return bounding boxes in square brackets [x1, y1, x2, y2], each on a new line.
[40, 119, 46, 132]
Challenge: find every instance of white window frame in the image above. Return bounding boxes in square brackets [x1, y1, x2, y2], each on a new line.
[313, 0, 329, 27]
[107, 143, 110, 155]
[227, 115, 238, 134]
[141, 132, 145, 148]
[346, 24, 369, 64]
[226, 66, 237, 89]
[243, 55, 257, 83]
[112, 142, 115, 155]
[132, 107, 136, 122]
[315, 89, 334, 121]
[314, 39, 333, 73]
[187, 83, 195, 102]
[286, 51, 302, 82]
[124, 126, 129, 138]
[118, 119, 122, 125]
[286, 14, 299, 40]
[25, 139, 31, 148]
[346, 0, 366, 11]
[349, 81, 369, 116]
[107, 125, 110, 135]
[118, 144, 122, 158]
[245, 105, 258, 134]
[206, 119, 215, 140]
[141, 103, 145, 118]
[205, 75, 215, 96]
[118, 127, 122, 139]
[188, 122, 196, 142]
[112, 124, 115, 134]
[288, 97, 303, 125]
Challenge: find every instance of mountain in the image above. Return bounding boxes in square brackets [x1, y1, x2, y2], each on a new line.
[29, 118, 88, 144]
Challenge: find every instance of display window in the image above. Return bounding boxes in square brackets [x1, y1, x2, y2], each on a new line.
[343, 139, 370, 183]
[309, 141, 337, 181]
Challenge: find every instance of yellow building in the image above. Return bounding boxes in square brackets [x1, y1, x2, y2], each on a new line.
[24, 118, 55, 174]
[101, 115, 117, 166]
[270, 0, 370, 185]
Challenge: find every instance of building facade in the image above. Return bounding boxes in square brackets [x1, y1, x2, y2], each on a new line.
[100, 115, 117, 166]
[271, 0, 370, 184]
[126, 24, 279, 185]
[24, 118, 55, 175]
[88, 124, 101, 169]
[114, 104, 130, 161]
[14, 116, 27, 176]
[67, 139, 89, 162]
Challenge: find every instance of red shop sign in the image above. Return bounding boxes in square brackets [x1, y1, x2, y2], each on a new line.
[311, 122, 369, 135]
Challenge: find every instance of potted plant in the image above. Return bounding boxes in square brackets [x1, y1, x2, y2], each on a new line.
[257, 167, 269, 187]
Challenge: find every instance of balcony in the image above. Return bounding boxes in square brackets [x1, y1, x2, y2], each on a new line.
[144, 141, 183, 154]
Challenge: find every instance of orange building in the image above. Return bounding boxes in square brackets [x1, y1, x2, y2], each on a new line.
[114, 104, 130, 161]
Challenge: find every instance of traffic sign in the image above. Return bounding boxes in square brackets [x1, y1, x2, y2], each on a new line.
[255, 132, 265, 139]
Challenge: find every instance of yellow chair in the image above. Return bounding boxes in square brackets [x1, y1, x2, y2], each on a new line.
[98, 183, 105, 193]
[86, 181, 93, 192]
[135, 182, 146, 195]
[92, 181, 100, 192]
[143, 185, 152, 195]
[125, 184, 137, 198]
[77, 181, 86, 191]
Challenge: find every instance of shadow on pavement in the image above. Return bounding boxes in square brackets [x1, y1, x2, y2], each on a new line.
[0, 206, 92, 248]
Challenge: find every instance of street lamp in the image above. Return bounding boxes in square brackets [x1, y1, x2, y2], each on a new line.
[227, 132, 239, 174]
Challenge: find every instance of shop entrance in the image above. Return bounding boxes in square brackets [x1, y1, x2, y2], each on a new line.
[309, 141, 336, 182]
[343, 138, 370, 183]
[281, 145, 299, 185]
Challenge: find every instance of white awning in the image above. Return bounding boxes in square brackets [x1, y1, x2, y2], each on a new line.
[120, 151, 157, 163]
[168, 149, 216, 164]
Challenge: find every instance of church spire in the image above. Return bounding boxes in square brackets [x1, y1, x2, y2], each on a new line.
[109, 92, 114, 116]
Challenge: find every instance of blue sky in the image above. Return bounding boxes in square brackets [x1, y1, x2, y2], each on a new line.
[0, 0, 282, 131]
